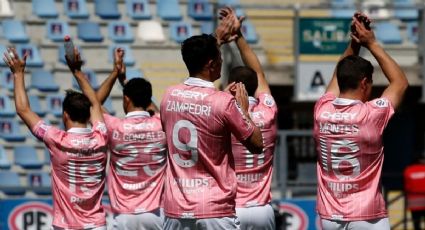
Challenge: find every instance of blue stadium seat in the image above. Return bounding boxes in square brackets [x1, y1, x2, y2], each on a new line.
[331, 9, 356, 18]
[31, 70, 59, 92]
[109, 45, 135, 66]
[126, 0, 151, 20]
[406, 21, 418, 44]
[44, 149, 50, 165]
[0, 44, 8, 67]
[331, 0, 355, 7]
[29, 95, 46, 117]
[0, 171, 25, 195]
[46, 94, 64, 117]
[72, 69, 99, 90]
[108, 21, 134, 43]
[77, 22, 104, 42]
[241, 20, 258, 44]
[95, 0, 120, 19]
[188, 0, 213, 21]
[170, 22, 193, 43]
[126, 68, 144, 80]
[2, 19, 29, 43]
[32, 0, 58, 18]
[0, 70, 13, 90]
[15, 146, 43, 169]
[47, 20, 70, 42]
[0, 118, 25, 142]
[104, 97, 116, 115]
[0, 146, 11, 169]
[218, 0, 239, 7]
[0, 94, 14, 117]
[394, 0, 417, 20]
[375, 22, 402, 44]
[157, 0, 182, 21]
[200, 22, 214, 34]
[64, 0, 89, 19]
[28, 172, 51, 195]
[16, 44, 44, 67]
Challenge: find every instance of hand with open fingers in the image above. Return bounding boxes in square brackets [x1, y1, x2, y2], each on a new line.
[350, 13, 376, 48]
[3, 47, 28, 74]
[219, 7, 245, 35]
[224, 82, 237, 95]
[234, 82, 249, 114]
[215, 14, 236, 45]
[65, 47, 83, 73]
[114, 47, 126, 82]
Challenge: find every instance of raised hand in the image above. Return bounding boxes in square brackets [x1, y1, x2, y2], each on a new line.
[65, 47, 83, 73]
[351, 13, 376, 47]
[234, 82, 249, 114]
[113, 48, 126, 83]
[3, 48, 28, 74]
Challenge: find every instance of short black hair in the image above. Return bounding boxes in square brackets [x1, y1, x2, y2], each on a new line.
[63, 90, 91, 123]
[336, 55, 374, 92]
[228, 66, 258, 96]
[123, 78, 152, 109]
[181, 34, 220, 75]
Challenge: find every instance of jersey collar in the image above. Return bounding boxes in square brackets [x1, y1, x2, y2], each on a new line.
[125, 111, 150, 118]
[249, 96, 258, 106]
[67, 127, 92, 134]
[333, 97, 362, 106]
[184, 77, 215, 89]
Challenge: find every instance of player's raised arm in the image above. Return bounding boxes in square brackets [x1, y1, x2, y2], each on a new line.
[4, 48, 41, 130]
[96, 48, 126, 104]
[352, 17, 408, 109]
[65, 47, 104, 124]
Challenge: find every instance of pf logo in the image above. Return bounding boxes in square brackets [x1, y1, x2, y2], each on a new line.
[279, 203, 308, 230]
[8, 202, 53, 230]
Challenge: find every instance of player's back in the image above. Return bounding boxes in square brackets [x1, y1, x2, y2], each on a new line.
[232, 93, 278, 207]
[160, 78, 254, 219]
[313, 93, 394, 221]
[104, 112, 166, 214]
[33, 121, 108, 229]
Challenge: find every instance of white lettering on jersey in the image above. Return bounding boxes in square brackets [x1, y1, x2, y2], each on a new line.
[166, 100, 211, 116]
[171, 89, 209, 100]
[320, 111, 357, 122]
[123, 123, 155, 131]
[319, 122, 359, 135]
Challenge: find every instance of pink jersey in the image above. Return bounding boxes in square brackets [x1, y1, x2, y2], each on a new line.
[103, 112, 166, 214]
[32, 120, 108, 229]
[160, 77, 255, 219]
[313, 93, 394, 221]
[232, 94, 278, 208]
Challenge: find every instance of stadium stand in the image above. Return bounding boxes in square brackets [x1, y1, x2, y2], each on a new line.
[362, 0, 391, 19]
[0, 0, 13, 17]
[0, 171, 25, 196]
[64, 0, 89, 19]
[108, 21, 134, 43]
[0, 146, 11, 169]
[31, 69, 60, 92]
[58, 44, 85, 64]
[126, 0, 152, 20]
[169, 21, 193, 43]
[46, 20, 70, 42]
[0, 118, 25, 142]
[16, 44, 44, 67]
[137, 20, 166, 42]
[200, 21, 214, 34]
[104, 97, 116, 115]
[0, 94, 15, 117]
[77, 21, 104, 42]
[2, 19, 29, 43]
[27, 172, 51, 195]
[126, 68, 144, 80]
[240, 20, 258, 44]
[0, 70, 13, 90]
[393, 0, 418, 20]
[44, 149, 50, 165]
[406, 21, 418, 44]
[0, 44, 8, 67]
[32, 0, 59, 18]
[14, 146, 43, 170]
[46, 94, 64, 117]
[188, 0, 214, 21]
[94, 0, 121, 19]
[72, 69, 99, 90]
[375, 21, 403, 44]
[28, 95, 46, 117]
[157, 0, 183, 21]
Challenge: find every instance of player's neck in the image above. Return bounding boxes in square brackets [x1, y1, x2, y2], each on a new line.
[64, 121, 87, 130]
[339, 90, 363, 101]
[190, 71, 215, 82]
[126, 107, 145, 113]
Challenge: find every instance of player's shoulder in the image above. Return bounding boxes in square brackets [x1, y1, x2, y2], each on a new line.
[256, 93, 277, 109]
[367, 97, 392, 109]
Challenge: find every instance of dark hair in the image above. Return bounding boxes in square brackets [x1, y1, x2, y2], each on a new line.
[228, 66, 258, 96]
[181, 34, 220, 75]
[63, 90, 91, 123]
[336, 55, 374, 92]
[123, 78, 152, 109]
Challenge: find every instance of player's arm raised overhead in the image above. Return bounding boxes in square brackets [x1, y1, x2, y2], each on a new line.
[96, 48, 126, 104]
[352, 15, 408, 109]
[325, 13, 366, 96]
[66, 47, 104, 124]
[4, 48, 41, 129]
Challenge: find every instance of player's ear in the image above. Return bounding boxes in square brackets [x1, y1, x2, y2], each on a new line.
[360, 77, 368, 90]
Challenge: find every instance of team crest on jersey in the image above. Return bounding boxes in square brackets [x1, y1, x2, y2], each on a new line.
[96, 122, 107, 134]
[263, 94, 275, 107]
[374, 99, 388, 108]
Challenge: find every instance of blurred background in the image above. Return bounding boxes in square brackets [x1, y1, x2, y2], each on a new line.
[0, 0, 424, 229]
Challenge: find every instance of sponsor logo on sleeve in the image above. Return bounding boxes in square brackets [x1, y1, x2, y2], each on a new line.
[374, 99, 389, 108]
[263, 94, 275, 107]
[96, 122, 107, 134]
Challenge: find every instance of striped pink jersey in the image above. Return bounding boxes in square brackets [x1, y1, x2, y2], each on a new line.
[103, 112, 166, 214]
[314, 93, 394, 221]
[232, 94, 278, 208]
[32, 120, 108, 229]
[160, 77, 255, 219]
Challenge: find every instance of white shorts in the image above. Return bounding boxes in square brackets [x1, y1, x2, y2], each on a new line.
[321, 217, 390, 230]
[113, 208, 163, 230]
[236, 204, 275, 230]
[164, 216, 240, 230]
